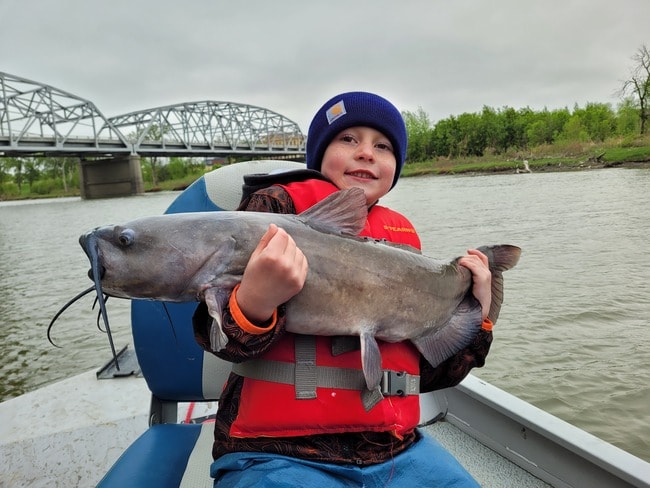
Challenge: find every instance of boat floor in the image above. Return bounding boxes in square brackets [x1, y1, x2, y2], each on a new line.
[424, 421, 550, 487]
[0, 370, 551, 487]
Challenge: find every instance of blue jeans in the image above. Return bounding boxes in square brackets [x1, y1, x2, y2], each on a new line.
[211, 430, 479, 487]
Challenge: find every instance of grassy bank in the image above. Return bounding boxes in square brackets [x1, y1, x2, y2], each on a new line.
[401, 137, 650, 177]
[143, 170, 208, 193]
[0, 170, 207, 201]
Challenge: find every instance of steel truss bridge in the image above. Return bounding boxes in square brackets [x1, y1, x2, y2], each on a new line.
[0, 72, 306, 158]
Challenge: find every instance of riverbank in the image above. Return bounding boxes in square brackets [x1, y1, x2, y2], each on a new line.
[401, 143, 650, 177]
[2, 142, 650, 201]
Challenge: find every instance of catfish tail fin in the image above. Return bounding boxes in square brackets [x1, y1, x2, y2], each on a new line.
[477, 245, 521, 323]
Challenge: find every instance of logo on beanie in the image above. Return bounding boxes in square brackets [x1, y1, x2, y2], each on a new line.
[326, 100, 346, 125]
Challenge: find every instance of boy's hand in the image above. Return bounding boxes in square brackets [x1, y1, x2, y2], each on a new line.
[458, 249, 492, 321]
[235, 224, 308, 324]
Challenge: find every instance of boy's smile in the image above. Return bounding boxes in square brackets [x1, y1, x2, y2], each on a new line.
[346, 169, 377, 180]
[320, 126, 397, 206]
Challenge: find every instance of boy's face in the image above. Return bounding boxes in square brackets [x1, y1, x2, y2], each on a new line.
[320, 126, 396, 206]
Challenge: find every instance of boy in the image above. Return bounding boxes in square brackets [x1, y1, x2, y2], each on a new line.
[193, 92, 492, 486]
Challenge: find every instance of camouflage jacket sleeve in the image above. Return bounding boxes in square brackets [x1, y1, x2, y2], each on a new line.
[192, 186, 295, 362]
[419, 328, 493, 392]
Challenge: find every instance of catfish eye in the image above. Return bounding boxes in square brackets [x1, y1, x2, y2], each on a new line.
[118, 228, 135, 247]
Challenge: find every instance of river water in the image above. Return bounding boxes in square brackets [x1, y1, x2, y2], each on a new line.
[0, 168, 648, 462]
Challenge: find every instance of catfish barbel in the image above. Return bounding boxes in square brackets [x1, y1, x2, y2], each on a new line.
[76, 187, 521, 391]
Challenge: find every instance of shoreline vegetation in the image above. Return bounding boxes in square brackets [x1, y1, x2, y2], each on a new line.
[2, 140, 650, 202]
[401, 141, 650, 178]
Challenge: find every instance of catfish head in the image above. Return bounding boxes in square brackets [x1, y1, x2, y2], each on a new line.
[79, 212, 251, 302]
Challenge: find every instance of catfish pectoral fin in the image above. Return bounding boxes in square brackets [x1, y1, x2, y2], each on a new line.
[360, 330, 383, 391]
[412, 295, 484, 368]
[204, 287, 230, 351]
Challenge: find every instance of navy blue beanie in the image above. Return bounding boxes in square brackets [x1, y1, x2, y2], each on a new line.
[306, 92, 407, 189]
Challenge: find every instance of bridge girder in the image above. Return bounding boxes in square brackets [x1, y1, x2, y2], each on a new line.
[0, 72, 130, 155]
[107, 100, 305, 157]
[0, 72, 306, 158]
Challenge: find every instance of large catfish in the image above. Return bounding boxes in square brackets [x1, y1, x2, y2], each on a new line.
[79, 187, 521, 391]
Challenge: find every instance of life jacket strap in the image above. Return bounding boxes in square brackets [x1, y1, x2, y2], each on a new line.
[231, 358, 420, 410]
[295, 334, 318, 400]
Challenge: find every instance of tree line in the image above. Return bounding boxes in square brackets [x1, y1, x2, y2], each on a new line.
[2, 44, 648, 198]
[0, 155, 205, 198]
[403, 99, 642, 162]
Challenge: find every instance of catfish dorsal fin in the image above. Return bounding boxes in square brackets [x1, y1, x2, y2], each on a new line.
[297, 187, 368, 236]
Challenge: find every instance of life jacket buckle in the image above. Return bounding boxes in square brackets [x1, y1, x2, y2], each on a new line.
[381, 370, 412, 397]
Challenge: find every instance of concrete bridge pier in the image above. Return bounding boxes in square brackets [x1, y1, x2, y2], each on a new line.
[79, 155, 144, 199]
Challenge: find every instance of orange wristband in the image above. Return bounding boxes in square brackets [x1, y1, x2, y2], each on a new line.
[481, 318, 494, 332]
[229, 283, 278, 335]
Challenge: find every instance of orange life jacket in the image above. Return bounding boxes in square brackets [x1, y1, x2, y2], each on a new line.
[280, 178, 421, 249]
[229, 179, 423, 439]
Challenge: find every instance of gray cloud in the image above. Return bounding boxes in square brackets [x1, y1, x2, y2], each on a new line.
[1, 0, 647, 130]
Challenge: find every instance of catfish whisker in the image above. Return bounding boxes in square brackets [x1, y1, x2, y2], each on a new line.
[93, 294, 110, 333]
[47, 285, 97, 347]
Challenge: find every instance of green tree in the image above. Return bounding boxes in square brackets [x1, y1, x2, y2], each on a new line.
[548, 108, 571, 143]
[499, 107, 527, 151]
[456, 112, 485, 156]
[574, 103, 616, 142]
[0, 159, 8, 189]
[480, 106, 505, 153]
[526, 108, 570, 146]
[41, 156, 77, 193]
[559, 113, 589, 143]
[166, 157, 190, 180]
[130, 124, 169, 186]
[9, 158, 25, 193]
[23, 159, 41, 193]
[616, 98, 641, 136]
[431, 116, 461, 158]
[403, 108, 432, 163]
[526, 119, 550, 147]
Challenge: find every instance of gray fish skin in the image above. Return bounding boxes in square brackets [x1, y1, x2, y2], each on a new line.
[79, 187, 521, 391]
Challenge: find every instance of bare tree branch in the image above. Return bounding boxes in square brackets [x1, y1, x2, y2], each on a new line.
[619, 44, 650, 134]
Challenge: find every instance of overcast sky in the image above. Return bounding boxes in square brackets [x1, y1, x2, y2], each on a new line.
[1, 0, 648, 131]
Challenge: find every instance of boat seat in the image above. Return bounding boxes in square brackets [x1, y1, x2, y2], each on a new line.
[97, 160, 306, 488]
[97, 423, 215, 487]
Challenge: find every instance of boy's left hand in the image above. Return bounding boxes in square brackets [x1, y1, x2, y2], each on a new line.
[458, 249, 492, 321]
